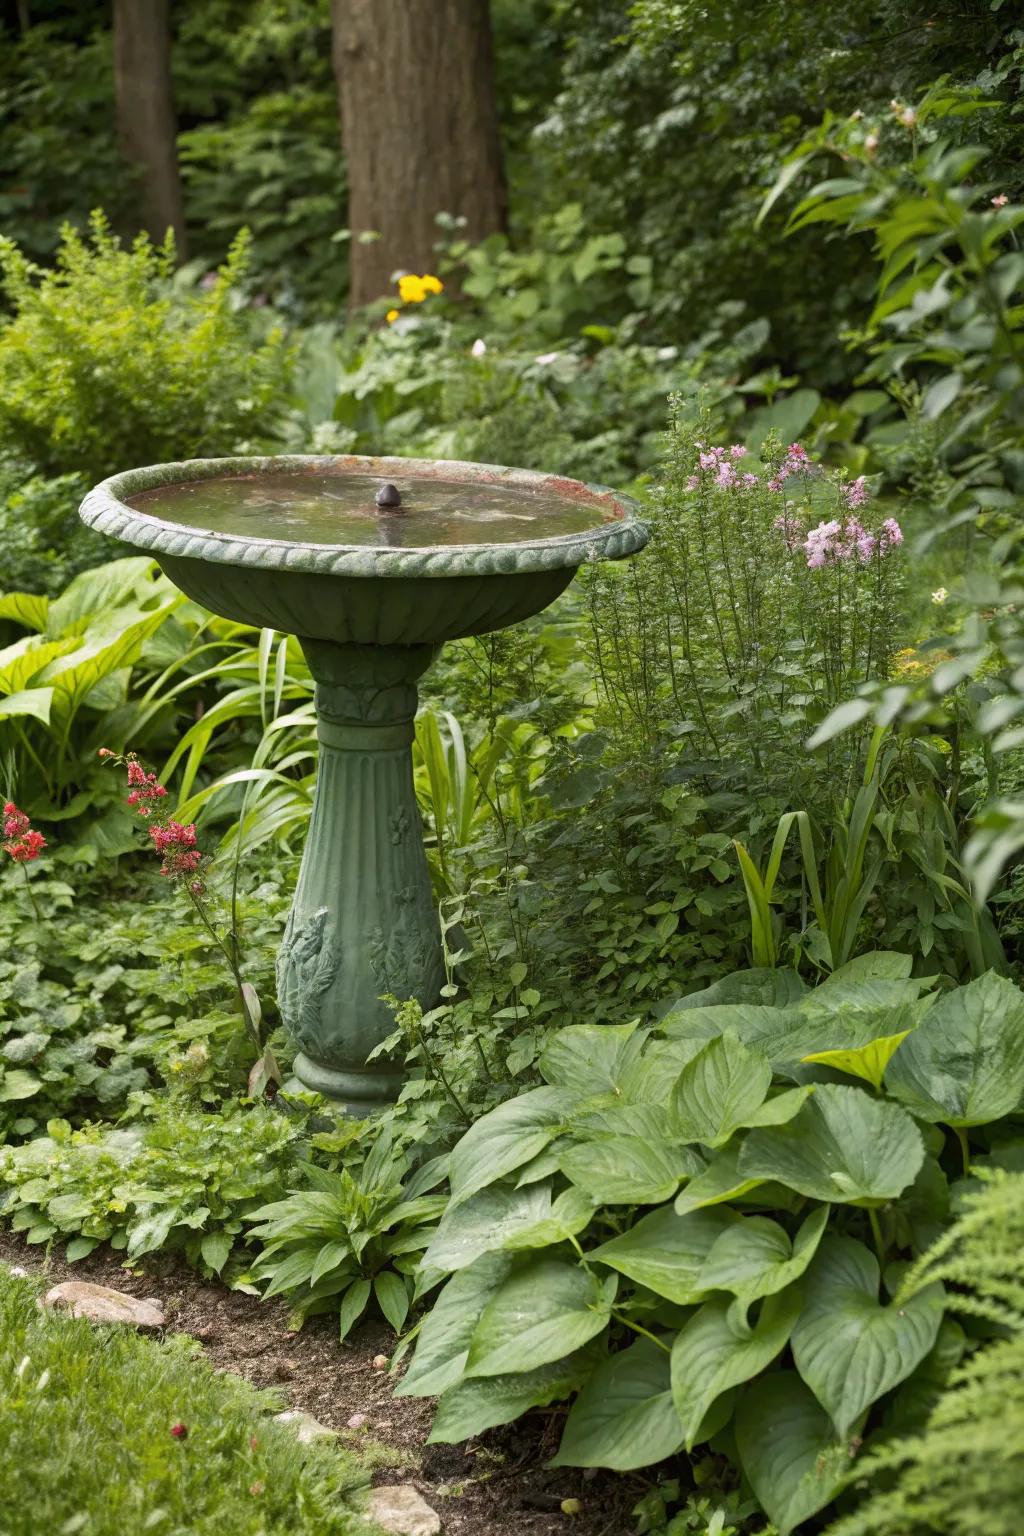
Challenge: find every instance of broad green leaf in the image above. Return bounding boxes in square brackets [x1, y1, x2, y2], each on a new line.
[448, 1087, 574, 1207]
[826, 951, 914, 983]
[792, 1235, 945, 1436]
[670, 1284, 802, 1448]
[429, 1352, 592, 1443]
[740, 1084, 924, 1205]
[539, 1021, 646, 1096]
[695, 1207, 828, 1321]
[674, 1145, 764, 1215]
[560, 1135, 689, 1204]
[735, 1373, 848, 1536]
[884, 971, 1024, 1127]
[46, 556, 156, 637]
[744, 1086, 814, 1127]
[200, 1230, 232, 1275]
[551, 1339, 683, 1470]
[0, 635, 75, 694]
[374, 1271, 410, 1334]
[424, 1184, 554, 1272]
[663, 969, 807, 1011]
[338, 1277, 371, 1342]
[396, 1254, 512, 1398]
[503, 1186, 597, 1250]
[592, 1206, 737, 1303]
[0, 688, 54, 725]
[0, 1069, 41, 1101]
[662, 1001, 885, 1080]
[801, 1029, 913, 1091]
[660, 1003, 795, 1044]
[466, 1259, 616, 1377]
[670, 1032, 771, 1146]
[0, 591, 49, 631]
[802, 977, 935, 1015]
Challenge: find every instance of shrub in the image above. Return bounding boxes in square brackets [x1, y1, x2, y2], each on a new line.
[0, 213, 290, 486]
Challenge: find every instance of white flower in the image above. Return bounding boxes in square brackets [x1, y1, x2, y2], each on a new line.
[470, 338, 487, 358]
[534, 351, 561, 366]
[931, 587, 948, 604]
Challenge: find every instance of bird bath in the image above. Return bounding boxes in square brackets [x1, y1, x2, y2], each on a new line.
[80, 455, 649, 1110]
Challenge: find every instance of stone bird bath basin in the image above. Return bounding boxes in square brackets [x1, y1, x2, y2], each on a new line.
[80, 455, 649, 1110]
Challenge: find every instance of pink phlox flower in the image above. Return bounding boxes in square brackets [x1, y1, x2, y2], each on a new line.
[803, 519, 842, 568]
[698, 449, 722, 470]
[742, 473, 758, 487]
[773, 511, 804, 551]
[843, 476, 869, 509]
[715, 462, 737, 488]
[729, 444, 747, 460]
[992, 194, 1009, 208]
[686, 475, 700, 490]
[880, 517, 903, 550]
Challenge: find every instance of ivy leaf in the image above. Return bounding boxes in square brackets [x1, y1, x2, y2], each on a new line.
[448, 1087, 575, 1207]
[792, 1235, 945, 1436]
[551, 1339, 684, 1470]
[670, 1284, 802, 1448]
[801, 1028, 914, 1091]
[592, 1206, 737, 1303]
[739, 1084, 924, 1205]
[695, 1206, 829, 1322]
[560, 1136, 692, 1204]
[884, 971, 1024, 1127]
[396, 1254, 511, 1399]
[424, 1184, 554, 1272]
[539, 1022, 646, 1096]
[465, 1259, 616, 1377]
[670, 1032, 772, 1146]
[735, 1373, 848, 1536]
[429, 1351, 593, 1443]
[674, 1144, 764, 1215]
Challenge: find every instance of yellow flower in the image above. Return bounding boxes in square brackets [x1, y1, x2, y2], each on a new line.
[396, 273, 443, 304]
[385, 308, 400, 324]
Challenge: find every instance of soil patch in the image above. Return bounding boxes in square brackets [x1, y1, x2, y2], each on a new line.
[0, 1232, 641, 1536]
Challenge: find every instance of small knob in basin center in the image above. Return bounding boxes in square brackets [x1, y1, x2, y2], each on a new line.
[375, 482, 402, 509]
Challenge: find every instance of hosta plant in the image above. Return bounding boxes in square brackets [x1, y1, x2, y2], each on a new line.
[247, 1129, 447, 1338]
[398, 954, 1024, 1535]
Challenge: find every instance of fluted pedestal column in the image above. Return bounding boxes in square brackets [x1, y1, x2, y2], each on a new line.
[277, 640, 444, 1111]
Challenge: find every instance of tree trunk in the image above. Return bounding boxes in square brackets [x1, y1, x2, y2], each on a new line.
[332, 0, 506, 309]
[112, 0, 187, 258]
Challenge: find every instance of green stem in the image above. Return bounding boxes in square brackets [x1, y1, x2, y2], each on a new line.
[954, 1125, 972, 1179]
[21, 862, 41, 921]
[868, 1207, 886, 1268]
[610, 1310, 672, 1355]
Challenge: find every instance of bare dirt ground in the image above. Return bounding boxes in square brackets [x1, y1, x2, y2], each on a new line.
[0, 1231, 643, 1536]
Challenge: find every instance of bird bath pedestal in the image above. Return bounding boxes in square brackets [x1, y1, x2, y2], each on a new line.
[80, 456, 648, 1111]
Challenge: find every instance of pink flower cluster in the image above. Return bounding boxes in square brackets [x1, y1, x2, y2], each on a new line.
[768, 443, 813, 492]
[800, 515, 903, 568]
[2, 802, 46, 863]
[150, 820, 201, 879]
[688, 443, 758, 491]
[100, 748, 204, 890]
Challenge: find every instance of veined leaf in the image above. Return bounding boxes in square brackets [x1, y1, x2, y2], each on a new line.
[669, 1032, 772, 1146]
[374, 1271, 410, 1334]
[802, 1029, 914, 1091]
[465, 1259, 616, 1378]
[740, 1083, 924, 1205]
[560, 1135, 691, 1204]
[551, 1339, 683, 1470]
[448, 1087, 574, 1207]
[735, 1373, 848, 1536]
[792, 1235, 944, 1436]
[424, 1184, 554, 1273]
[338, 1278, 371, 1342]
[592, 1205, 737, 1303]
[396, 1254, 512, 1399]
[674, 1145, 764, 1215]
[429, 1352, 592, 1444]
[0, 687, 54, 725]
[884, 970, 1024, 1127]
[695, 1206, 828, 1322]
[539, 1020, 646, 1097]
[670, 1284, 802, 1448]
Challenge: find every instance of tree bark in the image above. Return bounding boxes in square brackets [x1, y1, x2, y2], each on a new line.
[112, 0, 187, 258]
[332, 0, 506, 309]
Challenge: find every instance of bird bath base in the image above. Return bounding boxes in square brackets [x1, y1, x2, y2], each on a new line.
[79, 456, 648, 1111]
[279, 639, 442, 1111]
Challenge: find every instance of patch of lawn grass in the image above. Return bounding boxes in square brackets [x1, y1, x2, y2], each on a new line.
[0, 1270, 373, 1536]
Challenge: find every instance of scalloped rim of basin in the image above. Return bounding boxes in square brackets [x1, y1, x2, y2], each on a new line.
[78, 454, 650, 579]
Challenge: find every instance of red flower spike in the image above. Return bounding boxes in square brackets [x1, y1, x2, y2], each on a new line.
[170, 1423, 188, 1439]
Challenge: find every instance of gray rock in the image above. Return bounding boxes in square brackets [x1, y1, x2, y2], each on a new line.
[42, 1281, 165, 1329]
[365, 1485, 441, 1536]
[274, 1408, 338, 1444]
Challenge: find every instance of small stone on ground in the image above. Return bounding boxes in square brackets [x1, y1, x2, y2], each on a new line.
[274, 1408, 338, 1443]
[366, 1485, 441, 1536]
[41, 1281, 165, 1329]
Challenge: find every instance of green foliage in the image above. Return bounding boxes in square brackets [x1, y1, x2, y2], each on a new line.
[400, 956, 1024, 1532]
[0, 215, 289, 485]
[0, 1095, 302, 1272]
[825, 1171, 1024, 1536]
[0, 1268, 369, 1536]
[247, 1130, 447, 1336]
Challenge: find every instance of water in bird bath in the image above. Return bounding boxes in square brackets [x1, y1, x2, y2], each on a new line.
[126, 470, 615, 548]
